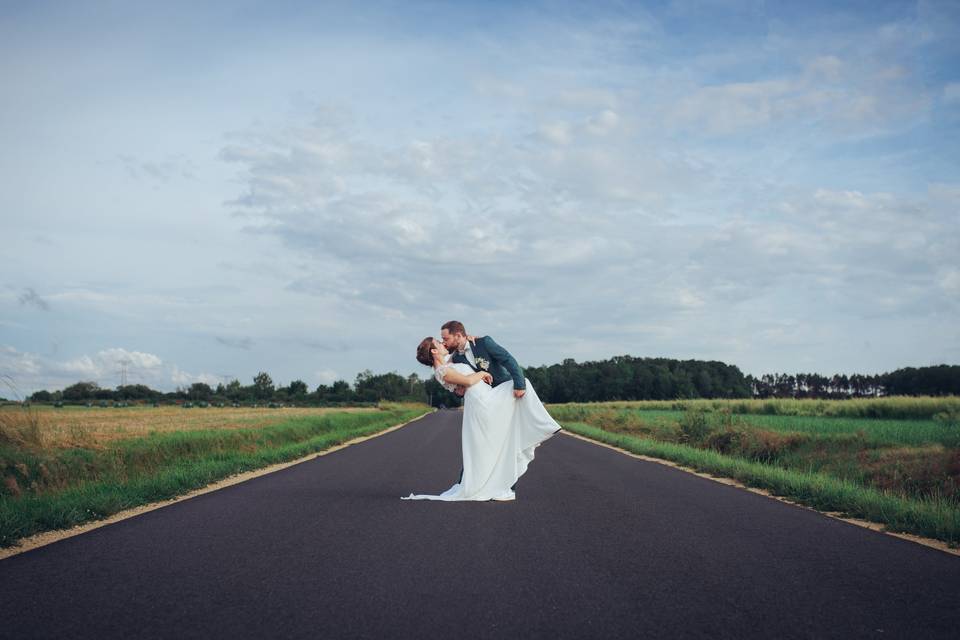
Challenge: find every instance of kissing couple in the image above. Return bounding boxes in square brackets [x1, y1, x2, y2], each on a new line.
[402, 321, 562, 502]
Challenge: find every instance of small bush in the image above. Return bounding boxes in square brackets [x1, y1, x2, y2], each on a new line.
[679, 409, 713, 443]
[933, 409, 960, 428]
[738, 429, 809, 463]
[705, 428, 744, 454]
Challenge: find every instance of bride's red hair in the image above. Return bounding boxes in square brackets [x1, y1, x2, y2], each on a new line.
[416, 337, 435, 367]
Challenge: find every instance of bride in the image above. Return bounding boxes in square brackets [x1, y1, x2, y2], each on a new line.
[402, 337, 562, 502]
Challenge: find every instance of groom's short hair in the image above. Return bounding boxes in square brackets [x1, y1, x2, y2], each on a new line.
[441, 320, 466, 336]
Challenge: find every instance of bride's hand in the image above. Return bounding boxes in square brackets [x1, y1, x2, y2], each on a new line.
[478, 372, 493, 385]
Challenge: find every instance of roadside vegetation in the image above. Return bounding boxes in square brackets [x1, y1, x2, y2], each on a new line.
[0, 403, 429, 548]
[549, 398, 960, 546]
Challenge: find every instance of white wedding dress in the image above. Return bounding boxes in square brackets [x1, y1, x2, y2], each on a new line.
[402, 360, 561, 501]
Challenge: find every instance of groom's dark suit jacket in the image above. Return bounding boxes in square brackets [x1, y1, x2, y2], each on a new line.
[451, 335, 525, 391]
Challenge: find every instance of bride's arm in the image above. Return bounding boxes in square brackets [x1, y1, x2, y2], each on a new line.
[438, 367, 492, 387]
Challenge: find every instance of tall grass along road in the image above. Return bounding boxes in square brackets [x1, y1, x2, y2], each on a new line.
[1, 410, 958, 639]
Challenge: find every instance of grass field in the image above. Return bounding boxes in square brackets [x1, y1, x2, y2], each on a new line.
[556, 396, 960, 420]
[0, 403, 430, 548]
[0, 404, 378, 448]
[548, 398, 960, 546]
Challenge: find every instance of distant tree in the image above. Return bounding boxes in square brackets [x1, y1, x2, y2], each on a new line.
[287, 379, 309, 398]
[116, 384, 159, 401]
[224, 379, 243, 401]
[883, 365, 960, 396]
[354, 370, 415, 402]
[253, 372, 274, 400]
[189, 382, 213, 401]
[29, 389, 53, 403]
[315, 379, 355, 403]
[62, 381, 101, 402]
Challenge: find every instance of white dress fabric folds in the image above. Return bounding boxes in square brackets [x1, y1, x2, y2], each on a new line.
[402, 362, 561, 502]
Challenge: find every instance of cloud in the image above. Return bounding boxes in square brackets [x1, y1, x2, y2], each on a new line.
[667, 55, 931, 136]
[170, 366, 222, 387]
[18, 288, 49, 311]
[216, 336, 253, 350]
[0, 346, 166, 394]
[116, 154, 196, 182]
[214, 56, 960, 371]
[301, 339, 349, 352]
[58, 348, 163, 380]
[313, 369, 340, 385]
[3, 1, 958, 384]
[686, 186, 960, 318]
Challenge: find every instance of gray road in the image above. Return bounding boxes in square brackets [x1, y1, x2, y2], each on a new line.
[1, 410, 958, 639]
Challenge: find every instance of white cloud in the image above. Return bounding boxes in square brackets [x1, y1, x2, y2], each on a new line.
[585, 109, 620, 135]
[314, 369, 339, 385]
[539, 121, 573, 145]
[667, 54, 930, 135]
[170, 366, 221, 388]
[0, 345, 198, 394]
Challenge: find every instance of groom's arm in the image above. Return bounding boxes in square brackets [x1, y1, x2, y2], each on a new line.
[480, 336, 526, 391]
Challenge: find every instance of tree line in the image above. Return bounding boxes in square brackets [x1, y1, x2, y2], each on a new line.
[746, 365, 960, 399]
[523, 356, 752, 403]
[26, 370, 432, 406]
[21, 359, 960, 407]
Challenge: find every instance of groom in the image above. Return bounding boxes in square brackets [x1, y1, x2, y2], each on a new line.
[440, 320, 526, 398]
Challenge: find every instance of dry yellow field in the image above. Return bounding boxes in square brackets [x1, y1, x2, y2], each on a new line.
[0, 405, 378, 449]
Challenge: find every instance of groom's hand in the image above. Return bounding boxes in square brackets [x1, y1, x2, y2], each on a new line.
[454, 385, 466, 396]
[513, 389, 526, 398]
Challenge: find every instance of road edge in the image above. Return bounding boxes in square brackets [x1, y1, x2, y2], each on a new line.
[560, 430, 960, 558]
[0, 410, 434, 561]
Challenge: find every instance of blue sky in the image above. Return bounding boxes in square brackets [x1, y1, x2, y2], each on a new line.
[2, 0, 958, 395]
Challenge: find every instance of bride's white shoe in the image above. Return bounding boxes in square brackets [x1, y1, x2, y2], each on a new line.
[492, 491, 516, 502]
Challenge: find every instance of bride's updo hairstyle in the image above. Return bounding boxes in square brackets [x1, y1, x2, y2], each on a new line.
[416, 337, 436, 366]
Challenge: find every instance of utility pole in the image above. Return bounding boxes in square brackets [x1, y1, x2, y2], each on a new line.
[117, 358, 132, 387]
[116, 357, 132, 403]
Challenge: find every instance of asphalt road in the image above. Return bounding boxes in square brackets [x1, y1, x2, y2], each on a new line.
[2, 410, 959, 639]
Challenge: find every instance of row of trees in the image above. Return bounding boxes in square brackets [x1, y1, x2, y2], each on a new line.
[746, 373, 883, 399]
[524, 356, 751, 403]
[27, 370, 432, 406]
[23, 360, 960, 407]
[745, 365, 960, 399]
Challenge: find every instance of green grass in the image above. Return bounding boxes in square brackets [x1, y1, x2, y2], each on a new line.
[734, 414, 958, 447]
[562, 422, 960, 547]
[553, 396, 960, 420]
[549, 406, 958, 448]
[0, 405, 429, 548]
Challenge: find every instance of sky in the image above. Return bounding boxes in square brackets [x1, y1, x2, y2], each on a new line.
[2, 0, 959, 396]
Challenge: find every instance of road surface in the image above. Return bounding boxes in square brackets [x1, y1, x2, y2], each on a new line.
[2, 410, 958, 639]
